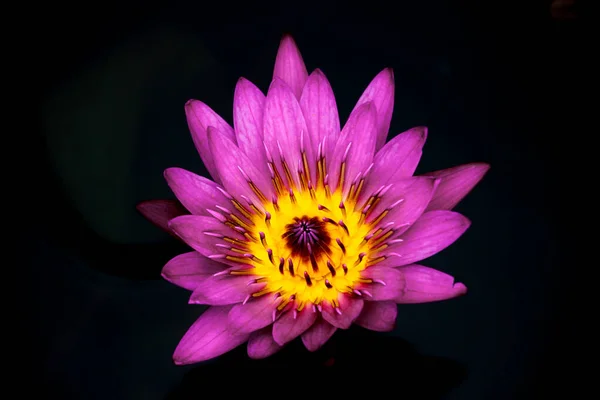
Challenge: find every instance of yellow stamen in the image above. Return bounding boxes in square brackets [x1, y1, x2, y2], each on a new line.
[238, 184, 382, 305]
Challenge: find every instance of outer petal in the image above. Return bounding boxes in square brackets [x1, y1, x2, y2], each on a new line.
[394, 264, 467, 303]
[233, 78, 269, 177]
[424, 163, 490, 211]
[208, 126, 274, 207]
[301, 317, 337, 352]
[263, 78, 310, 189]
[164, 168, 233, 217]
[300, 69, 340, 184]
[168, 215, 246, 268]
[161, 252, 226, 291]
[354, 301, 398, 332]
[328, 102, 378, 193]
[185, 100, 236, 183]
[273, 35, 308, 100]
[377, 211, 471, 267]
[357, 266, 406, 301]
[173, 305, 249, 365]
[351, 68, 395, 151]
[321, 295, 364, 329]
[189, 275, 266, 306]
[366, 177, 439, 235]
[247, 326, 283, 359]
[272, 305, 317, 346]
[136, 199, 188, 235]
[227, 294, 280, 334]
[358, 127, 427, 205]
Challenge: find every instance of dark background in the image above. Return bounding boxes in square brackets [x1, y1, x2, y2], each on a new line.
[29, 0, 582, 398]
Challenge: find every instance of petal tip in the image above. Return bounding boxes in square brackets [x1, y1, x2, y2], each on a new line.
[355, 100, 376, 115]
[309, 68, 328, 80]
[454, 282, 468, 296]
[410, 126, 428, 140]
[134, 201, 148, 214]
[475, 162, 491, 174]
[272, 336, 286, 347]
[383, 67, 394, 80]
[160, 271, 171, 281]
[236, 77, 252, 88]
[173, 357, 190, 366]
[279, 33, 298, 46]
[185, 99, 198, 108]
[461, 215, 472, 229]
[172, 351, 188, 366]
[387, 67, 395, 79]
[373, 67, 395, 84]
[167, 215, 188, 230]
[268, 76, 287, 91]
[301, 336, 319, 353]
[363, 100, 375, 110]
[163, 167, 179, 182]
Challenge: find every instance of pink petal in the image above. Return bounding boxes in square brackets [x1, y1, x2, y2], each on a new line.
[354, 301, 398, 332]
[161, 252, 226, 291]
[207, 126, 274, 206]
[164, 167, 233, 217]
[185, 100, 236, 184]
[358, 266, 406, 301]
[233, 78, 269, 177]
[424, 162, 490, 211]
[301, 317, 337, 352]
[394, 264, 467, 303]
[272, 305, 318, 346]
[351, 68, 395, 151]
[328, 102, 378, 193]
[168, 215, 246, 268]
[273, 35, 308, 100]
[366, 177, 439, 235]
[299, 69, 340, 183]
[358, 127, 427, 205]
[263, 78, 311, 189]
[136, 199, 188, 235]
[189, 274, 266, 306]
[373, 126, 427, 179]
[173, 305, 249, 365]
[321, 295, 364, 329]
[378, 210, 471, 267]
[247, 326, 283, 359]
[227, 294, 279, 334]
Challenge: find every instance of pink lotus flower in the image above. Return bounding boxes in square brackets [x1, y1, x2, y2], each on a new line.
[138, 35, 489, 364]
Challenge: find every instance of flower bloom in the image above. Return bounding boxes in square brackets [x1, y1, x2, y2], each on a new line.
[138, 35, 489, 364]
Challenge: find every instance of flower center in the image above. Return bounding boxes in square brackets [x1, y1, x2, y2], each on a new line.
[210, 147, 400, 311]
[226, 179, 384, 310]
[283, 216, 331, 260]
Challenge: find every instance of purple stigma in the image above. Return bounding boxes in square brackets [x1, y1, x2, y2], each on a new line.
[282, 215, 331, 259]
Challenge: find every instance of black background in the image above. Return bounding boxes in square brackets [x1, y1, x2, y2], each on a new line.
[29, 0, 582, 398]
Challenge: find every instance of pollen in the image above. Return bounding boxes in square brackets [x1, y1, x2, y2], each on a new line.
[216, 151, 391, 307]
[249, 187, 374, 305]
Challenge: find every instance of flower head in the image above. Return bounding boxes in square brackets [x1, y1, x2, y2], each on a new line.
[138, 35, 489, 364]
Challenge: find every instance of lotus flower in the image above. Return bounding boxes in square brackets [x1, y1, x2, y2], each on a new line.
[137, 35, 489, 364]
